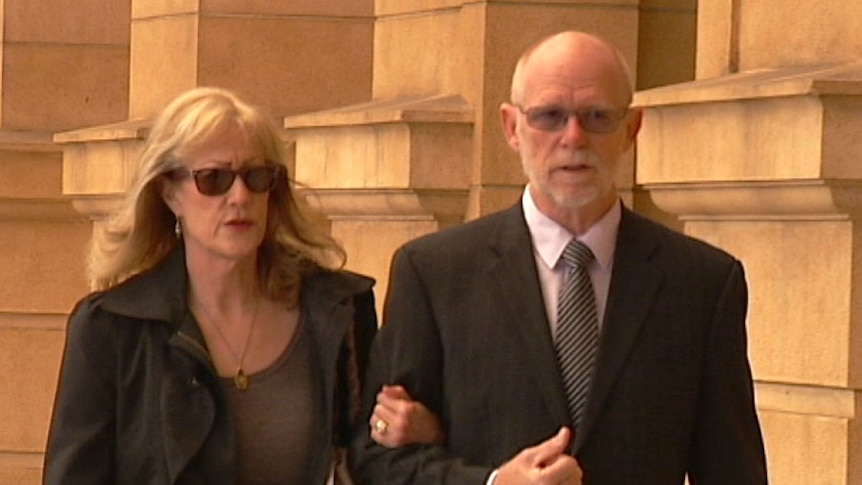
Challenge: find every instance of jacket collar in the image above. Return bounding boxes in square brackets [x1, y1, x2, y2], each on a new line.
[573, 205, 663, 450]
[488, 204, 572, 426]
[93, 245, 374, 327]
[96, 245, 189, 326]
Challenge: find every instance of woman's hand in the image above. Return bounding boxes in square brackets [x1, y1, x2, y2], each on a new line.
[369, 385, 445, 448]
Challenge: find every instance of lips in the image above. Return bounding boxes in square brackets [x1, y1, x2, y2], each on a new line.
[225, 218, 254, 227]
[555, 162, 593, 174]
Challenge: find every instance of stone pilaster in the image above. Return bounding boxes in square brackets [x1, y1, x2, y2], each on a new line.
[129, 1, 374, 119]
[0, 0, 129, 481]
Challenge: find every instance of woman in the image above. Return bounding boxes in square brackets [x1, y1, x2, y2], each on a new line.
[44, 87, 378, 484]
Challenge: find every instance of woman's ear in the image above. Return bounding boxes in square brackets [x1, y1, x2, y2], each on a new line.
[159, 177, 181, 216]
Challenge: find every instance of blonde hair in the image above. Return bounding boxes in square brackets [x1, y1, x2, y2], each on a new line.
[88, 87, 345, 304]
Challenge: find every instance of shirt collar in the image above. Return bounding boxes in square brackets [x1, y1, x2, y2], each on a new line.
[522, 186, 620, 271]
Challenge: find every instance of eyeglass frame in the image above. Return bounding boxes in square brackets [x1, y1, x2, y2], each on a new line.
[514, 104, 630, 134]
[165, 163, 285, 197]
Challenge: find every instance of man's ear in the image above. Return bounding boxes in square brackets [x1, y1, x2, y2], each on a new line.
[624, 108, 643, 150]
[500, 103, 521, 151]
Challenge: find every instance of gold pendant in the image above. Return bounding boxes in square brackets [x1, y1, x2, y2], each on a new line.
[234, 368, 249, 391]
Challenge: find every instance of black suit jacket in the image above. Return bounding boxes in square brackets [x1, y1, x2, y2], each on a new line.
[351, 203, 767, 484]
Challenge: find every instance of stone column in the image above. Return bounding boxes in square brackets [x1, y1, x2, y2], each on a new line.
[0, 1, 129, 482]
[635, 1, 862, 483]
[0, 0, 129, 484]
[128, 2, 373, 119]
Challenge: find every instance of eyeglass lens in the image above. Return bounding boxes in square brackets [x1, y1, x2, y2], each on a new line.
[191, 165, 282, 196]
[522, 106, 625, 134]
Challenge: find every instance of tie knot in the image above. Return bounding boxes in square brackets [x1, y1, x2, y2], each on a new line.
[562, 239, 594, 269]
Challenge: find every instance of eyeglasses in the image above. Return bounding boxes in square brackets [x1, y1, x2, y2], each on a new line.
[517, 105, 628, 134]
[169, 165, 283, 196]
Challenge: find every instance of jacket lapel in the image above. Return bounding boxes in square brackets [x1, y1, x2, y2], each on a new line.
[162, 316, 220, 483]
[573, 207, 663, 450]
[490, 205, 571, 425]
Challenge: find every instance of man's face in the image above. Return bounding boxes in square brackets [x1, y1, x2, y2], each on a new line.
[501, 36, 641, 223]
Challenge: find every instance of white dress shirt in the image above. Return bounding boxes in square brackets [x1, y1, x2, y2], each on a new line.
[521, 186, 620, 335]
[487, 188, 621, 485]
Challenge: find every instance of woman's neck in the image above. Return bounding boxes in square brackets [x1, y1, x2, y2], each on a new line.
[185, 249, 262, 319]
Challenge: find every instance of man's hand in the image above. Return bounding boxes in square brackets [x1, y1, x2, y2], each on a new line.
[494, 427, 583, 484]
[370, 385, 446, 448]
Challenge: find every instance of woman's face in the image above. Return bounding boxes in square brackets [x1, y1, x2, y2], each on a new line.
[162, 125, 272, 266]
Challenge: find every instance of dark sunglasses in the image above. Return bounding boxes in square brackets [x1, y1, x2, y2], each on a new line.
[169, 165, 283, 196]
[517, 105, 628, 134]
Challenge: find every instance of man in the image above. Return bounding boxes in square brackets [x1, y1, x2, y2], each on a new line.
[351, 31, 768, 484]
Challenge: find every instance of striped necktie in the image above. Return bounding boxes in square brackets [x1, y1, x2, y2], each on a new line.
[555, 239, 599, 428]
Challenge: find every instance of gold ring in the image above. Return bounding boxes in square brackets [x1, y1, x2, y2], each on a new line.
[374, 419, 389, 435]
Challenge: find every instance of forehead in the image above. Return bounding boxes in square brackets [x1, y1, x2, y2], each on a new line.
[183, 124, 264, 164]
[521, 40, 630, 107]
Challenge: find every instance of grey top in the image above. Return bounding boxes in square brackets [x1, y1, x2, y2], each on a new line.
[220, 317, 323, 484]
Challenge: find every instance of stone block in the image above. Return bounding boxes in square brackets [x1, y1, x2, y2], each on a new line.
[695, 0, 734, 79]
[639, 0, 694, 8]
[0, 322, 66, 452]
[637, 8, 696, 89]
[294, 125, 410, 188]
[637, 97, 825, 184]
[58, 125, 147, 197]
[197, 16, 372, 117]
[685, 218, 852, 387]
[377, 0, 639, 9]
[0, 151, 63, 199]
[131, 0, 197, 19]
[759, 408, 850, 485]
[0, 466, 41, 485]
[3, 44, 128, 131]
[0, 219, 90, 313]
[6, 0, 129, 44]
[636, 64, 862, 183]
[294, 122, 472, 190]
[376, 0, 464, 16]
[204, 0, 372, 17]
[822, 96, 862, 179]
[737, 1, 862, 71]
[287, 96, 472, 190]
[129, 15, 199, 119]
[134, 0, 371, 19]
[373, 10, 463, 99]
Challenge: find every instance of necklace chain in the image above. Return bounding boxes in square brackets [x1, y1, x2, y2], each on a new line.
[194, 295, 261, 391]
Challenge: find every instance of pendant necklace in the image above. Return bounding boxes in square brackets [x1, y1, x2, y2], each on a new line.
[196, 296, 261, 391]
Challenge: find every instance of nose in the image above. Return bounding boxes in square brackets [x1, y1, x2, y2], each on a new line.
[559, 114, 589, 148]
[226, 174, 252, 203]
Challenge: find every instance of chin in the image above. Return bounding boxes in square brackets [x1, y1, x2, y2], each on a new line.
[549, 187, 599, 210]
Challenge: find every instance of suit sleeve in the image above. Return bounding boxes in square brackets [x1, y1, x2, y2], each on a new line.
[43, 299, 117, 484]
[688, 261, 768, 484]
[349, 246, 493, 485]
